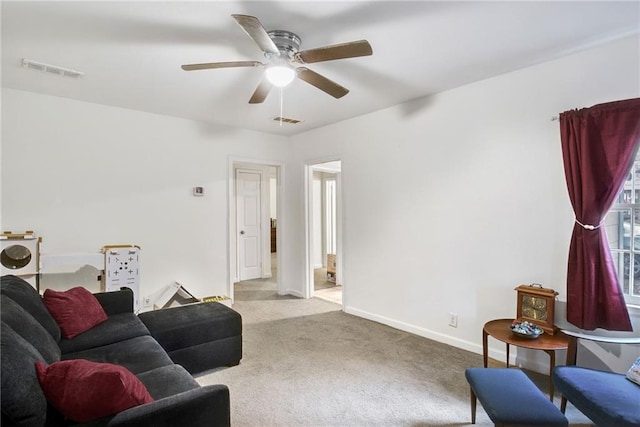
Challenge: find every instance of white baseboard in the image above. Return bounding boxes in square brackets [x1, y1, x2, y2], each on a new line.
[272, 295, 543, 371]
[343, 305, 519, 367]
[285, 288, 305, 298]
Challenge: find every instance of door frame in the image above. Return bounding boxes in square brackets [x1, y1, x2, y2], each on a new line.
[228, 157, 284, 302]
[304, 158, 343, 303]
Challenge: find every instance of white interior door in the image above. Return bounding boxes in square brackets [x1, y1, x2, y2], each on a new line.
[236, 169, 262, 281]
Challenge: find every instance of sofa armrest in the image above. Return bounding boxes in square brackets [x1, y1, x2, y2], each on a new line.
[105, 385, 230, 427]
[93, 289, 134, 316]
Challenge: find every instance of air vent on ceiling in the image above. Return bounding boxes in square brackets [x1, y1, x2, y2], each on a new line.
[22, 59, 84, 78]
[273, 116, 301, 124]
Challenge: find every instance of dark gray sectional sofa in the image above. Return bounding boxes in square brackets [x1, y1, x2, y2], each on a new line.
[1, 274, 233, 427]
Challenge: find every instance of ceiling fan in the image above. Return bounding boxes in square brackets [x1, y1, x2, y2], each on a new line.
[181, 14, 373, 104]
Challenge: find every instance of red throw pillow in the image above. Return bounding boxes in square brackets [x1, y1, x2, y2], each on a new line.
[42, 287, 108, 339]
[35, 360, 154, 422]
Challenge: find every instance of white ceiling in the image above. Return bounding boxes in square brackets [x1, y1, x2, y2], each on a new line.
[2, 1, 638, 136]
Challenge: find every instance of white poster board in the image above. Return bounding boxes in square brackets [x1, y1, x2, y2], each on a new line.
[104, 246, 140, 312]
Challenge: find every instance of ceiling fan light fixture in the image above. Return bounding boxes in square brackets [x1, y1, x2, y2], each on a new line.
[265, 65, 295, 88]
[181, 14, 373, 104]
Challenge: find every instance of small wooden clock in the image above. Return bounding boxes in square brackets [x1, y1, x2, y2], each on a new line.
[515, 284, 558, 335]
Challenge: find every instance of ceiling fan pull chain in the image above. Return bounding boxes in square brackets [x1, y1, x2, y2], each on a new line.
[279, 87, 284, 126]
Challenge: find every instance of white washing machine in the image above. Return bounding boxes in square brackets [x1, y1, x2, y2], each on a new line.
[1, 231, 41, 289]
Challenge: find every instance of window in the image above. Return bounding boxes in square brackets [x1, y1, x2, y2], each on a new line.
[605, 150, 640, 306]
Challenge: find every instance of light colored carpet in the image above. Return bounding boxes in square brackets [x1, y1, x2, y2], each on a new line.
[314, 266, 335, 290]
[197, 277, 594, 426]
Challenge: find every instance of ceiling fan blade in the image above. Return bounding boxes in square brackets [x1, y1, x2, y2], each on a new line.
[296, 67, 349, 99]
[231, 14, 279, 55]
[249, 78, 273, 104]
[294, 40, 372, 64]
[181, 61, 262, 71]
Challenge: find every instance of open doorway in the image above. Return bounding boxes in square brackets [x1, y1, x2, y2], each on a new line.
[228, 161, 281, 303]
[306, 160, 342, 305]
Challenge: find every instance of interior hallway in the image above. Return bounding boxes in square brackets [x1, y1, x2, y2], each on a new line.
[236, 252, 342, 305]
[313, 264, 342, 304]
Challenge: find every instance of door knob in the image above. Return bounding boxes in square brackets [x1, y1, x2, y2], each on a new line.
[240, 230, 245, 235]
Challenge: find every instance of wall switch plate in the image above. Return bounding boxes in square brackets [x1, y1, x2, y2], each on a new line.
[449, 312, 458, 328]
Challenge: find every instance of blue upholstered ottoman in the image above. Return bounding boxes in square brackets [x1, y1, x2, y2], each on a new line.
[553, 365, 640, 427]
[465, 368, 568, 426]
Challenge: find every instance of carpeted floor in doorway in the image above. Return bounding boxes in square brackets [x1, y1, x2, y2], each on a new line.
[196, 278, 594, 426]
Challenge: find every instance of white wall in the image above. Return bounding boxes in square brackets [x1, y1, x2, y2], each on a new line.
[291, 35, 640, 372]
[1, 89, 291, 302]
[2, 35, 638, 372]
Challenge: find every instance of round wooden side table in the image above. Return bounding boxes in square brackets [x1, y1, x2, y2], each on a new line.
[482, 318, 577, 401]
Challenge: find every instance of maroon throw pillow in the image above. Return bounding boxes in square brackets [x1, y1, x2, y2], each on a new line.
[35, 360, 154, 422]
[42, 287, 108, 339]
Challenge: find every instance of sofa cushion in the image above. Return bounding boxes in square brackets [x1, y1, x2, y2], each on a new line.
[62, 335, 174, 374]
[94, 288, 134, 315]
[1, 296, 61, 363]
[36, 359, 154, 423]
[136, 364, 200, 400]
[59, 312, 150, 355]
[43, 286, 108, 339]
[1, 275, 61, 341]
[1, 322, 48, 427]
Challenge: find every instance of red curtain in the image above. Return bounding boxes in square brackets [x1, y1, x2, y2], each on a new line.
[560, 98, 640, 331]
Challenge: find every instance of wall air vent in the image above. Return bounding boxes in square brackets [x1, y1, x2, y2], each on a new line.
[273, 116, 301, 124]
[22, 59, 84, 78]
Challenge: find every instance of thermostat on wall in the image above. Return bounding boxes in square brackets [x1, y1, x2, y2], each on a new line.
[193, 187, 204, 196]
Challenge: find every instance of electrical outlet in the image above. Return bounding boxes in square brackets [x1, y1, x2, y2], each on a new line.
[448, 312, 458, 328]
[143, 297, 151, 307]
